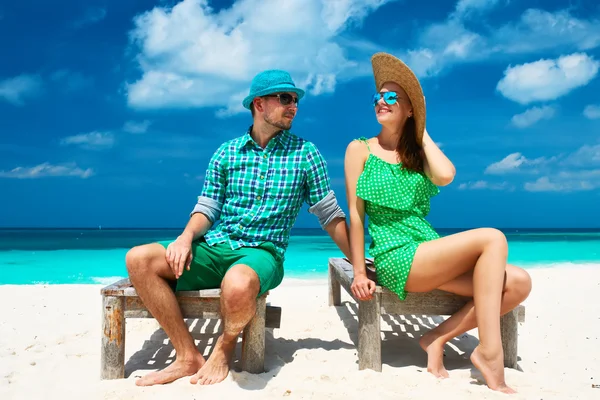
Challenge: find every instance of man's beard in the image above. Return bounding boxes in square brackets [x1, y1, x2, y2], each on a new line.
[264, 114, 292, 131]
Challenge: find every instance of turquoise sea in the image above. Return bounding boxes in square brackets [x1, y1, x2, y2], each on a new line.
[0, 228, 599, 285]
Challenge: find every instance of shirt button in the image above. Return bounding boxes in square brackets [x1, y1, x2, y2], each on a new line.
[263, 154, 267, 159]
[260, 175, 264, 180]
[257, 195, 262, 200]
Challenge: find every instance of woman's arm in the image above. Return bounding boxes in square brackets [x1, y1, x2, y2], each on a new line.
[422, 128, 456, 186]
[344, 140, 376, 300]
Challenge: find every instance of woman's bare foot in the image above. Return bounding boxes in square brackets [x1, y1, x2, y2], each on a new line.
[190, 336, 236, 385]
[470, 345, 516, 394]
[419, 331, 450, 379]
[136, 353, 205, 386]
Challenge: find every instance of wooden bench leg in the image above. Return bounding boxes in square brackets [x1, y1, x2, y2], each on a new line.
[358, 293, 381, 372]
[241, 295, 267, 373]
[501, 308, 519, 369]
[101, 295, 125, 379]
[328, 262, 341, 306]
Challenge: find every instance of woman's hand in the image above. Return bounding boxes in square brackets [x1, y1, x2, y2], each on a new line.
[351, 274, 377, 301]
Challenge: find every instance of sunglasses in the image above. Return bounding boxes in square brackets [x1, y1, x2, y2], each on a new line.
[263, 93, 299, 106]
[372, 91, 399, 106]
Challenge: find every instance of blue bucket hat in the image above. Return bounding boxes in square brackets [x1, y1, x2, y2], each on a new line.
[242, 69, 305, 110]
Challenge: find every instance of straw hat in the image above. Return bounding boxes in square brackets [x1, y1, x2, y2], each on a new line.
[371, 52, 426, 145]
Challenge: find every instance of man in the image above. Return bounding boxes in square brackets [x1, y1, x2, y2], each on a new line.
[126, 69, 351, 386]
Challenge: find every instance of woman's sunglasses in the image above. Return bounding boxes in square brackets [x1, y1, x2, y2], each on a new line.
[263, 93, 299, 106]
[372, 91, 399, 106]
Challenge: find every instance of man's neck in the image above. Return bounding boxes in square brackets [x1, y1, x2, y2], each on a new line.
[251, 121, 282, 148]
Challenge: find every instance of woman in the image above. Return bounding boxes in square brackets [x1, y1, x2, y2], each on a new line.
[344, 52, 532, 394]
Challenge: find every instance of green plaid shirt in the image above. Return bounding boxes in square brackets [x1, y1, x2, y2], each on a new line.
[193, 129, 334, 258]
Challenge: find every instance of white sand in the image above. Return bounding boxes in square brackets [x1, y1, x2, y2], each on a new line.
[1, 267, 599, 400]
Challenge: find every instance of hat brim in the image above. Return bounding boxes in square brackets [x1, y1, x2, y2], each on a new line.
[242, 84, 305, 109]
[371, 52, 426, 145]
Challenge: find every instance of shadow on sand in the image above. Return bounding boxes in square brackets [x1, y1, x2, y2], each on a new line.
[334, 301, 479, 372]
[124, 317, 354, 391]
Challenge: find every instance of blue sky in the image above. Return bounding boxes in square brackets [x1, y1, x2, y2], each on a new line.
[1, 0, 600, 229]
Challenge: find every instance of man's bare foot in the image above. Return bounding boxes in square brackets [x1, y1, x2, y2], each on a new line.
[419, 331, 450, 379]
[470, 345, 516, 394]
[190, 336, 235, 385]
[136, 353, 206, 386]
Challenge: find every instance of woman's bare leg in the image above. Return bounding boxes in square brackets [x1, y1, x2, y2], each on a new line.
[404, 228, 514, 393]
[419, 265, 532, 379]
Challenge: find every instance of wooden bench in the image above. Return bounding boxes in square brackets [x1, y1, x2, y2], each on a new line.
[328, 257, 525, 372]
[100, 278, 281, 380]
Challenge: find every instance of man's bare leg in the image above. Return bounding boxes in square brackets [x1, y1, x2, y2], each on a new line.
[190, 264, 260, 385]
[126, 244, 205, 386]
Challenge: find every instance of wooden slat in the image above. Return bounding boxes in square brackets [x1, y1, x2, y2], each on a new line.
[241, 296, 267, 373]
[123, 296, 282, 329]
[101, 279, 223, 298]
[330, 258, 526, 319]
[381, 291, 470, 316]
[358, 293, 382, 371]
[101, 296, 125, 379]
[100, 278, 133, 296]
[329, 258, 383, 298]
[515, 304, 525, 322]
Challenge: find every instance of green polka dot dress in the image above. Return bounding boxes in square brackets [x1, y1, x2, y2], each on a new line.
[356, 138, 440, 300]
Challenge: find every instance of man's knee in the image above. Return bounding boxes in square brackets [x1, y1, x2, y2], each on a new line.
[126, 244, 166, 278]
[221, 265, 260, 303]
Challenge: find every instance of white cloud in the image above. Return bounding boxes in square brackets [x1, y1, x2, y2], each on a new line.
[496, 53, 599, 104]
[60, 131, 115, 150]
[458, 180, 512, 190]
[125, 0, 396, 113]
[561, 144, 600, 167]
[453, 0, 500, 19]
[0, 163, 94, 179]
[72, 8, 107, 28]
[525, 171, 600, 192]
[511, 105, 556, 128]
[403, 8, 600, 79]
[0, 74, 42, 105]
[495, 9, 600, 54]
[123, 120, 152, 134]
[484, 145, 600, 191]
[583, 104, 600, 119]
[485, 152, 543, 174]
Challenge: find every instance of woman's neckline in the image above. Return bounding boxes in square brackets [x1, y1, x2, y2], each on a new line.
[367, 152, 402, 166]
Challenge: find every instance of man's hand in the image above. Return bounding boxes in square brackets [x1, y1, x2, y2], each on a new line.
[165, 236, 193, 279]
[351, 274, 376, 301]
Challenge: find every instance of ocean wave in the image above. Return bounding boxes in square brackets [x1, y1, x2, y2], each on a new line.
[91, 275, 127, 285]
[520, 262, 600, 269]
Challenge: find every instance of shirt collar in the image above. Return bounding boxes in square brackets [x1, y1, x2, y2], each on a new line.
[238, 125, 291, 151]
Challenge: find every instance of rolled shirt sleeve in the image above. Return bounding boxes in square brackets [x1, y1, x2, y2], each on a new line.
[190, 145, 227, 222]
[304, 143, 346, 228]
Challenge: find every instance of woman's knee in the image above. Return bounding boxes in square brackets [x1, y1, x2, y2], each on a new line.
[478, 228, 508, 254]
[506, 266, 532, 301]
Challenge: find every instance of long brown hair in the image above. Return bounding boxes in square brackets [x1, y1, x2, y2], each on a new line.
[396, 116, 424, 172]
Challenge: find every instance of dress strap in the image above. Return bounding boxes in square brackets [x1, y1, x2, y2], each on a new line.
[357, 137, 371, 152]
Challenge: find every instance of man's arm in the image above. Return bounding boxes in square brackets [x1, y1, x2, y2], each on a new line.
[304, 142, 352, 260]
[167, 145, 228, 277]
[323, 216, 351, 260]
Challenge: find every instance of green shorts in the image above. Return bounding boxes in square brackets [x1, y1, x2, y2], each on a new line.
[158, 239, 284, 297]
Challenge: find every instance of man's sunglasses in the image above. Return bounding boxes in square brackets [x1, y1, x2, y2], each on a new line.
[372, 91, 399, 106]
[263, 93, 299, 106]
